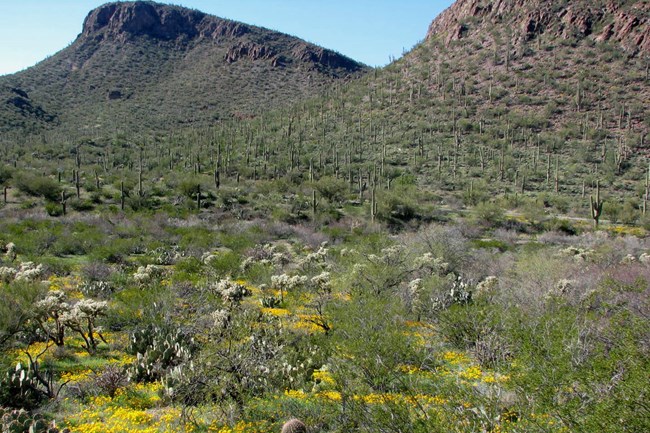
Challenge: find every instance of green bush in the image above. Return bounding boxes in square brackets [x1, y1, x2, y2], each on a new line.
[44, 201, 63, 217]
[13, 173, 61, 201]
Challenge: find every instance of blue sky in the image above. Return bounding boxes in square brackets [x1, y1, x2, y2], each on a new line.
[0, 1, 453, 75]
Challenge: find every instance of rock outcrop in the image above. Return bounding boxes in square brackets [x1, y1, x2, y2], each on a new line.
[426, 0, 649, 56]
[224, 42, 278, 64]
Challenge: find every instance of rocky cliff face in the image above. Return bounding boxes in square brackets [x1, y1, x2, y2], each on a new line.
[80, 1, 364, 71]
[427, 0, 649, 55]
[82, 2, 243, 42]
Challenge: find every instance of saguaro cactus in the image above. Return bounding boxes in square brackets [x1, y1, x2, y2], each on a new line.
[61, 191, 67, 216]
[590, 180, 604, 227]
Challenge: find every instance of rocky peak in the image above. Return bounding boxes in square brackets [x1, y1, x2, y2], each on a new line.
[82, 1, 249, 42]
[79, 1, 365, 72]
[427, 0, 649, 56]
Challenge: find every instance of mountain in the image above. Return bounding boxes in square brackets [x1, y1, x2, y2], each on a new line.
[0, 0, 647, 226]
[0, 1, 367, 134]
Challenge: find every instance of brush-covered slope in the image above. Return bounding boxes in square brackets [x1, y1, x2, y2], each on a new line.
[0, 0, 648, 228]
[0, 1, 367, 134]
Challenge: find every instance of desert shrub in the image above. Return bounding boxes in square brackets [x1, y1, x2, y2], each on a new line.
[473, 201, 505, 228]
[13, 172, 60, 201]
[204, 251, 242, 277]
[68, 198, 94, 212]
[314, 176, 348, 205]
[44, 202, 63, 217]
[0, 281, 44, 348]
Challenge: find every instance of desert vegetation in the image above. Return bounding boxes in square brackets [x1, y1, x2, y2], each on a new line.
[0, 0, 648, 432]
[0, 208, 648, 433]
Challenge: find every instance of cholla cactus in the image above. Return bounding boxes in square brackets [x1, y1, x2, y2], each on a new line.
[211, 278, 251, 306]
[408, 278, 423, 296]
[311, 272, 331, 293]
[407, 278, 423, 318]
[414, 253, 449, 275]
[475, 276, 499, 298]
[34, 290, 70, 346]
[271, 274, 308, 302]
[639, 253, 650, 265]
[0, 266, 17, 282]
[211, 309, 230, 329]
[546, 279, 575, 299]
[560, 246, 593, 261]
[61, 299, 108, 354]
[4, 242, 16, 262]
[373, 245, 404, 265]
[133, 264, 164, 285]
[271, 252, 290, 267]
[620, 254, 636, 264]
[14, 262, 43, 281]
[271, 274, 308, 291]
[239, 256, 256, 272]
[298, 242, 329, 268]
[240, 244, 291, 271]
[202, 252, 219, 265]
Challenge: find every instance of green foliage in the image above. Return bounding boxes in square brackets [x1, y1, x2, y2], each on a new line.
[473, 201, 506, 228]
[13, 173, 60, 201]
[0, 281, 44, 348]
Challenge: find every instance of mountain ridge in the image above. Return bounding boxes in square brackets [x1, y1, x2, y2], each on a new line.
[0, 1, 367, 133]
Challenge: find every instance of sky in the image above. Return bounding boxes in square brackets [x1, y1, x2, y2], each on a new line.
[0, 0, 453, 76]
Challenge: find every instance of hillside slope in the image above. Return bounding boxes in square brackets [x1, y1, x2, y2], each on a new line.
[0, 1, 367, 134]
[0, 0, 647, 226]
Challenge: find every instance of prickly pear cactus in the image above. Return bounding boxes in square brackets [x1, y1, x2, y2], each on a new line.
[126, 325, 196, 382]
[0, 407, 69, 433]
